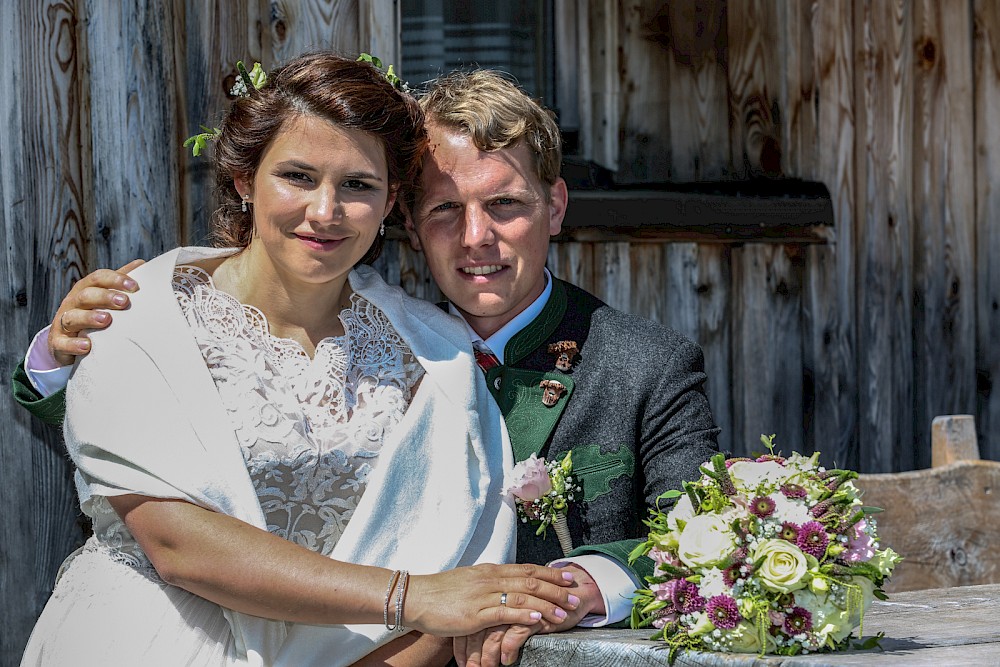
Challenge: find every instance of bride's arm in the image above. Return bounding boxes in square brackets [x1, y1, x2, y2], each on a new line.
[349, 632, 451, 667]
[110, 494, 577, 637]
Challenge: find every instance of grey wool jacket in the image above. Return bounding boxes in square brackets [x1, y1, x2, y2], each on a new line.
[478, 277, 720, 585]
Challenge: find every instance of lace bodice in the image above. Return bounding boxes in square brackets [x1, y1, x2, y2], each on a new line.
[88, 264, 424, 568]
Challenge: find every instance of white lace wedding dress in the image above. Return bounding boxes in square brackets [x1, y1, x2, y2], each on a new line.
[21, 265, 424, 666]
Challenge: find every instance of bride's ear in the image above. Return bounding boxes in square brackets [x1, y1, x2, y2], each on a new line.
[233, 175, 253, 201]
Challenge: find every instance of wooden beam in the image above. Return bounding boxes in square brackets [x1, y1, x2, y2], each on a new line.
[554, 188, 834, 244]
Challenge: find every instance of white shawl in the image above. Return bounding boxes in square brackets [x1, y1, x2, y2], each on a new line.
[64, 247, 516, 666]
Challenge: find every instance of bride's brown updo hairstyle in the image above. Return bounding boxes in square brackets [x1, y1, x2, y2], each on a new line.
[211, 52, 427, 265]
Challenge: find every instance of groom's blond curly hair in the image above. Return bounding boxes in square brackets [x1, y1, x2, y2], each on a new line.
[419, 70, 562, 187]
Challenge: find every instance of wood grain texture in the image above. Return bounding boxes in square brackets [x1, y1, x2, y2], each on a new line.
[731, 245, 804, 457]
[794, 1, 858, 469]
[521, 583, 1000, 665]
[616, 1, 675, 183]
[547, 241, 596, 295]
[83, 0, 185, 267]
[854, 0, 913, 472]
[663, 244, 734, 455]
[268, 0, 359, 63]
[182, 0, 266, 245]
[595, 242, 632, 312]
[726, 0, 785, 178]
[974, 0, 1000, 463]
[910, 0, 976, 470]
[0, 1, 89, 661]
[859, 460, 1000, 592]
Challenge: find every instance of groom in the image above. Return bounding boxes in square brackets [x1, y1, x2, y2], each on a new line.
[14, 70, 719, 664]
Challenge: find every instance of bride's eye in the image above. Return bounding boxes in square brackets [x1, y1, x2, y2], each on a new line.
[284, 172, 312, 183]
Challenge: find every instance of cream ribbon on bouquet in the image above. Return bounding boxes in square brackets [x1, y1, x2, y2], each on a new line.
[504, 452, 582, 556]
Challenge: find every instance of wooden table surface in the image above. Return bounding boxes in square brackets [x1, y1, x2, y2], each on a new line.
[519, 583, 1000, 666]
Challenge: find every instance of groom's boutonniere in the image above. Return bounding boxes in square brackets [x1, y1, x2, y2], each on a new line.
[504, 452, 582, 556]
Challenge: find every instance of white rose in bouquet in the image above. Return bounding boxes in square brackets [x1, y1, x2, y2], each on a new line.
[753, 538, 809, 594]
[677, 514, 737, 568]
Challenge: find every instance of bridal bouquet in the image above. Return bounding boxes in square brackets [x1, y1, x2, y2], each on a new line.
[630, 436, 900, 661]
[504, 452, 582, 556]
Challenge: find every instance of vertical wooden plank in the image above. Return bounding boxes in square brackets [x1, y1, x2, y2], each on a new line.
[0, 0, 88, 659]
[84, 0, 185, 268]
[910, 0, 976, 470]
[397, 241, 442, 304]
[666, 0, 732, 181]
[662, 244, 734, 456]
[727, 0, 785, 178]
[855, 0, 913, 472]
[727, 0, 803, 455]
[547, 242, 595, 295]
[731, 245, 805, 456]
[660, 0, 733, 454]
[596, 242, 631, 312]
[585, 0, 619, 171]
[182, 0, 267, 245]
[629, 244, 668, 324]
[787, 1, 859, 469]
[974, 0, 1000, 462]
[268, 0, 360, 62]
[358, 0, 399, 62]
[616, 0, 674, 183]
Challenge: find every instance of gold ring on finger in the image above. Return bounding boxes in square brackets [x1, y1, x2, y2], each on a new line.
[500, 592, 508, 606]
[59, 312, 71, 334]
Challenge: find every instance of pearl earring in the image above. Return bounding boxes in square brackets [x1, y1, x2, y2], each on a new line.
[241, 194, 250, 213]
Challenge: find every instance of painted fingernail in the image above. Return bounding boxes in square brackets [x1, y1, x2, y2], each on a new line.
[554, 607, 567, 619]
[112, 294, 128, 306]
[529, 611, 541, 620]
[95, 312, 110, 323]
[561, 572, 575, 582]
[123, 278, 137, 290]
[568, 594, 580, 607]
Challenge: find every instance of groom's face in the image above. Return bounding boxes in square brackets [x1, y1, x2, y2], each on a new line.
[406, 123, 567, 339]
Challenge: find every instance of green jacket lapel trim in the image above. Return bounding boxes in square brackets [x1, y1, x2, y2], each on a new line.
[504, 279, 567, 367]
[497, 369, 575, 462]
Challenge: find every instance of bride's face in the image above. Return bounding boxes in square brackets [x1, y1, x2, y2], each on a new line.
[238, 114, 396, 287]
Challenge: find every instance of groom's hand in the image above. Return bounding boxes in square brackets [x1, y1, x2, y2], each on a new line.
[455, 563, 605, 667]
[47, 259, 144, 365]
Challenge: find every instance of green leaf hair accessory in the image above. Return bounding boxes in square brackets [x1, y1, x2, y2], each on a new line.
[231, 60, 267, 98]
[184, 60, 267, 157]
[358, 53, 409, 91]
[183, 125, 222, 157]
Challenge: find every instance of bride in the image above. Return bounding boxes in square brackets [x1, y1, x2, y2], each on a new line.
[19, 52, 575, 667]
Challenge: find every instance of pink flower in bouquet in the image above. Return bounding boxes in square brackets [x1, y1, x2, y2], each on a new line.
[843, 519, 876, 563]
[504, 454, 552, 501]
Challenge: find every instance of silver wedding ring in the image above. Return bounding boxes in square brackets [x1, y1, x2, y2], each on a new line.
[59, 312, 71, 334]
[500, 592, 508, 606]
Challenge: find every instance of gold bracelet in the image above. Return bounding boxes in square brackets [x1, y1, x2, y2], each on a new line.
[383, 570, 402, 630]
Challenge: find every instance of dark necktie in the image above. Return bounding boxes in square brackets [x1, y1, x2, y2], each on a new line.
[473, 345, 500, 373]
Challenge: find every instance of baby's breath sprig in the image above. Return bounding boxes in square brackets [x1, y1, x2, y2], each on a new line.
[184, 60, 268, 158]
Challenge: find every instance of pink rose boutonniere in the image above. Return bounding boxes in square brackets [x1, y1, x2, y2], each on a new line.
[504, 452, 582, 556]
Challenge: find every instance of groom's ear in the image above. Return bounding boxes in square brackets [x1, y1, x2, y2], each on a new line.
[402, 205, 423, 252]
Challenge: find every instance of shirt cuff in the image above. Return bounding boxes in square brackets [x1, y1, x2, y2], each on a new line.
[25, 326, 72, 397]
[550, 554, 639, 627]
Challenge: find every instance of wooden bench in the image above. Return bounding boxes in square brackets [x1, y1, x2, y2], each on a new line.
[858, 415, 1000, 592]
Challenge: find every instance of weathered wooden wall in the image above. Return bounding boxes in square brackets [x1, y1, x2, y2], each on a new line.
[0, 0, 395, 662]
[3, 0, 999, 663]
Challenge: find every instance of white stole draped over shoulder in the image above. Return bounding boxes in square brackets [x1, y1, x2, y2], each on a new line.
[64, 247, 516, 666]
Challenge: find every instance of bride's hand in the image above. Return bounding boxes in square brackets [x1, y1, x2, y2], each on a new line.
[404, 563, 579, 637]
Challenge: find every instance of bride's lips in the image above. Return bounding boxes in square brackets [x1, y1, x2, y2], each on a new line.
[294, 233, 346, 251]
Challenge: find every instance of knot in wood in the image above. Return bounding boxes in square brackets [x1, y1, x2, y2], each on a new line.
[917, 36, 937, 71]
